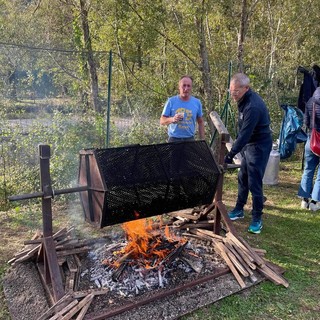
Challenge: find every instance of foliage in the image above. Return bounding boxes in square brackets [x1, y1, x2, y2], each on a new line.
[1, 0, 320, 204]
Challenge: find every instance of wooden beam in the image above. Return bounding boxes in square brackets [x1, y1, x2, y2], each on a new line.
[209, 111, 242, 164]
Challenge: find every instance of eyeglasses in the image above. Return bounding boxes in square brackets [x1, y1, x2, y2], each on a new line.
[228, 89, 242, 95]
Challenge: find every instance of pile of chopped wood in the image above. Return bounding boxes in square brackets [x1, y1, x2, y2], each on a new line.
[8, 227, 92, 293]
[168, 204, 217, 230]
[167, 208, 289, 289]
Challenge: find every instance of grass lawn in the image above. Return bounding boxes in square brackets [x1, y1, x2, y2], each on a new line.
[1, 159, 320, 319]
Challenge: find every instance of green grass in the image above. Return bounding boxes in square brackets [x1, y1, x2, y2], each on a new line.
[1, 160, 320, 319]
[182, 160, 320, 320]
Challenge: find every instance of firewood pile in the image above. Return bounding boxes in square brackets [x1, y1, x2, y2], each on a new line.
[167, 207, 289, 289]
[7, 227, 109, 320]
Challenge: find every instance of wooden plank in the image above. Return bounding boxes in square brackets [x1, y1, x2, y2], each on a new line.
[48, 300, 78, 320]
[193, 228, 224, 240]
[223, 240, 255, 278]
[214, 242, 246, 289]
[256, 265, 289, 288]
[181, 222, 214, 230]
[226, 233, 256, 263]
[168, 210, 199, 221]
[56, 246, 90, 257]
[237, 236, 266, 267]
[225, 247, 250, 277]
[66, 256, 78, 273]
[60, 294, 94, 320]
[224, 238, 256, 270]
[187, 229, 214, 241]
[75, 299, 93, 320]
[43, 236, 65, 302]
[209, 111, 242, 164]
[37, 294, 73, 320]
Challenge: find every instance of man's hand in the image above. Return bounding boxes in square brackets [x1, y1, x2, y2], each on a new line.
[224, 154, 233, 164]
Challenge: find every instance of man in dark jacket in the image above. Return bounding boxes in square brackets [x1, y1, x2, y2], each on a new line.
[225, 73, 272, 234]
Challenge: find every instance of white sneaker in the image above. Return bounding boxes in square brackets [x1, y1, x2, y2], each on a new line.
[301, 199, 309, 209]
[309, 202, 320, 211]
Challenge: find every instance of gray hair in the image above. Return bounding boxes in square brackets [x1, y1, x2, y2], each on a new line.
[231, 73, 250, 87]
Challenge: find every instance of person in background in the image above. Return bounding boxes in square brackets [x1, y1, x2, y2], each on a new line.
[160, 75, 205, 142]
[298, 87, 320, 211]
[224, 73, 272, 234]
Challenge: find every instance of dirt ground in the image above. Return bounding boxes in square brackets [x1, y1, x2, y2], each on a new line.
[2, 257, 264, 320]
[1, 202, 266, 320]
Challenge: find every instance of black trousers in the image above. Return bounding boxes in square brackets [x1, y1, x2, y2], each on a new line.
[235, 140, 272, 222]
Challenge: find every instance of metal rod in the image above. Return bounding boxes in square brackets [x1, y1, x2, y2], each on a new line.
[8, 186, 91, 202]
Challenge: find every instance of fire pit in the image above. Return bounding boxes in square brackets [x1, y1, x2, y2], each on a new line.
[5, 128, 288, 319]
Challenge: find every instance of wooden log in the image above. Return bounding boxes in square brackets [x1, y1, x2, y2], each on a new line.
[224, 247, 250, 277]
[65, 272, 76, 292]
[181, 232, 210, 242]
[24, 239, 43, 245]
[172, 220, 187, 228]
[31, 229, 42, 240]
[52, 228, 68, 240]
[74, 254, 82, 268]
[56, 240, 90, 251]
[252, 248, 267, 256]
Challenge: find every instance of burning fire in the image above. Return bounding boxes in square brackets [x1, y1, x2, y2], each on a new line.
[106, 216, 187, 269]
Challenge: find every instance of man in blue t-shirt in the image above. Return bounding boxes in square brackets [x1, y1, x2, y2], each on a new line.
[160, 75, 205, 142]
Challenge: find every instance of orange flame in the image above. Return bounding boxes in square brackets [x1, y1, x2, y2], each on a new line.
[111, 217, 186, 269]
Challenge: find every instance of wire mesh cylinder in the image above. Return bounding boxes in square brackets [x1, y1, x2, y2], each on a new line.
[78, 140, 221, 227]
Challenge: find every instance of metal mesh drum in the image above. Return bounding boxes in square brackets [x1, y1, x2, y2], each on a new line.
[78, 140, 221, 227]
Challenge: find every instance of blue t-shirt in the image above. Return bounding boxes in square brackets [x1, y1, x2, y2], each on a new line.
[162, 95, 203, 138]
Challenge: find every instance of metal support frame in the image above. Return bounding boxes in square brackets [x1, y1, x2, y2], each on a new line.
[8, 135, 238, 305]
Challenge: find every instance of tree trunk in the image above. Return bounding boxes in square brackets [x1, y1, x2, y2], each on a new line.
[237, 0, 247, 73]
[195, 0, 215, 134]
[79, 0, 100, 113]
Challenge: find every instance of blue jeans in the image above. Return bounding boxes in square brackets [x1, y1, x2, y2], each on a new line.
[235, 140, 272, 222]
[298, 136, 320, 201]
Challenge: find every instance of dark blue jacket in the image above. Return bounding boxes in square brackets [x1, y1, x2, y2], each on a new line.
[305, 87, 320, 131]
[230, 89, 272, 157]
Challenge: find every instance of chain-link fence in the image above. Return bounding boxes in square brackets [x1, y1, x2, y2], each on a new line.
[0, 45, 304, 208]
